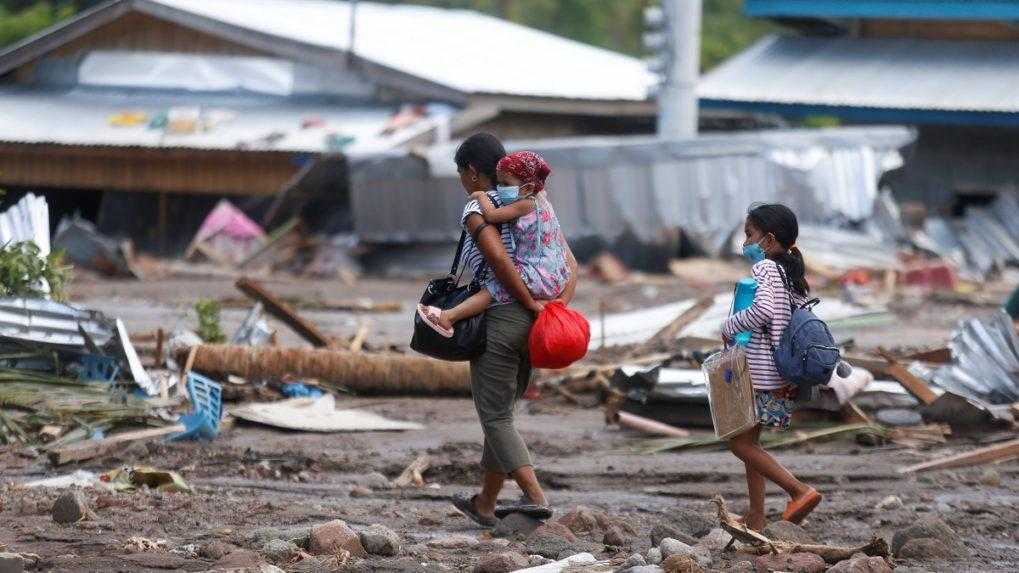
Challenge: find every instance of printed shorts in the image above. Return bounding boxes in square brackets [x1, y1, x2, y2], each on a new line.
[754, 385, 798, 430]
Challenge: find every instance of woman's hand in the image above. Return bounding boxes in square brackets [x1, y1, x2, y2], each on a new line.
[526, 300, 546, 315]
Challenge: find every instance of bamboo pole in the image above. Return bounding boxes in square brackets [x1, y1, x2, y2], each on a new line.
[188, 344, 471, 396]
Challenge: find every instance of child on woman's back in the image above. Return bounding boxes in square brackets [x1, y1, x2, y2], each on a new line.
[418, 151, 575, 336]
[720, 203, 821, 532]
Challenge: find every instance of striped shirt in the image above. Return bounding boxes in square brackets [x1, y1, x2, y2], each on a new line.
[460, 191, 516, 306]
[721, 259, 807, 390]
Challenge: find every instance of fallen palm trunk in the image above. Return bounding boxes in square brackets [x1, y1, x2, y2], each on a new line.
[712, 495, 890, 563]
[189, 344, 470, 396]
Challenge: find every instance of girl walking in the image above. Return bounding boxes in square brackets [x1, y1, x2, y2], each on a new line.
[720, 203, 822, 532]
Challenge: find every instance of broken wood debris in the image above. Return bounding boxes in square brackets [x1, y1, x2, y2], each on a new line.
[49, 424, 187, 466]
[712, 495, 891, 563]
[898, 437, 1019, 474]
[217, 296, 402, 313]
[235, 277, 335, 348]
[393, 454, 430, 488]
[877, 348, 939, 405]
[628, 296, 714, 358]
[188, 344, 470, 396]
[613, 411, 690, 438]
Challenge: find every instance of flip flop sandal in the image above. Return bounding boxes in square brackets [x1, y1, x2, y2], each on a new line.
[494, 502, 553, 520]
[451, 493, 496, 527]
[417, 304, 454, 338]
[782, 488, 822, 524]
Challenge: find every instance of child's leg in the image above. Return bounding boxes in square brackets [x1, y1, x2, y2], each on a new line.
[436, 289, 492, 330]
[728, 424, 813, 504]
[744, 460, 767, 531]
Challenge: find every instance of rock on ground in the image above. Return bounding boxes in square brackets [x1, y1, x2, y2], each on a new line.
[51, 491, 93, 524]
[891, 516, 967, 557]
[556, 506, 602, 534]
[473, 551, 530, 573]
[874, 495, 903, 510]
[647, 548, 663, 565]
[651, 523, 697, 547]
[309, 520, 367, 558]
[604, 523, 635, 548]
[979, 468, 1001, 487]
[696, 528, 733, 553]
[493, 513, 542, 539]
[261, 539, 298, 563]
[753, 552, 826, 573]
[624, 553, 647, 568]
[427, 535, 480, 549]
[662, 554, 704, 573]
[199, 541, 236, 561]
[525, 526, 598, 561]
[0, 552, 25, 573]
[659, 538, 695, 560]
[215, 549, 266, 570]
[826, 553, 894, 573]
[359, 524, 402, 556]
[897, 537, 956, 560]
[763, 521, 815, 544]
[248, 525, 312, 548]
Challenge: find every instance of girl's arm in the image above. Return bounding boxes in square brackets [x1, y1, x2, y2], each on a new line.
[465, 213, 543, 314]
[556, 234, 579, 305]
[721, 263, 775, 341]
[473, 192, 536, 224]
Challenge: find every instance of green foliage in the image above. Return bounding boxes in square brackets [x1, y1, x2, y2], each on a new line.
[0, 2, 75, 48]
[194, 299, 226, 344]
[0, 241, 72, 301]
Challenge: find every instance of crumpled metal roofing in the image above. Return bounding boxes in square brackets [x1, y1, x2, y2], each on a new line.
[353, 126, 915, 246]
[699, 35, 1019, 113]
[148, 0, 655, 101]
[0, 87, 442, 155]
[932, 310, 1019, 405]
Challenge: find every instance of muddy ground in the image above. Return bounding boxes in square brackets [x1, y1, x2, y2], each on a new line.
[1, 271, 1018, 572]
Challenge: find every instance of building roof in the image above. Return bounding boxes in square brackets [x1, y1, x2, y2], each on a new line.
[0, 0, 655, 103]
[745, 0, 1019, 21]
[0, 87, 443, 155]
[698, 34, 1019, 125]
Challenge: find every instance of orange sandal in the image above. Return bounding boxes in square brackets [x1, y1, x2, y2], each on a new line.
[783, 488, 822, 524]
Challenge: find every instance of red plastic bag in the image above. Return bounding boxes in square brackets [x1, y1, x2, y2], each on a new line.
[528, 301, 590, 369]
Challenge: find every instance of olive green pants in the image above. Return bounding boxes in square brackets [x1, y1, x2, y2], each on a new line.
[469, 302, 535, 474]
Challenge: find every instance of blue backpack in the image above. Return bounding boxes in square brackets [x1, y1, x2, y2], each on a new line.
[771, 296, 840, 400]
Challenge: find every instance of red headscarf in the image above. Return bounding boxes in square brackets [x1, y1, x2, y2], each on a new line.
[496, 151, 551, 192]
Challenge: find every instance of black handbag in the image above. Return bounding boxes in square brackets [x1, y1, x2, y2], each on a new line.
[410, 230, 487, 361]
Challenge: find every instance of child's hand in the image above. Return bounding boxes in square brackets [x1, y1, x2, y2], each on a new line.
[469, 191, 487, 201]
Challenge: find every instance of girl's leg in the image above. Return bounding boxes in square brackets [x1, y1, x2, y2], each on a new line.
[728, 425, 812, 500]
[741, 428, 767, 530]
[438, 290, 492, 330]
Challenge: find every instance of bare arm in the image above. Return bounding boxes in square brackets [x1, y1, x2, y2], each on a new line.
[556, 235, 579, 305]
[473, 192, 535, 224]
[465, 213, 542, 313]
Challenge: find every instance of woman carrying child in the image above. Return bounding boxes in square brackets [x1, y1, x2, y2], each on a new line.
[428, 134, 577, 526]
[720, 203, 822, 532]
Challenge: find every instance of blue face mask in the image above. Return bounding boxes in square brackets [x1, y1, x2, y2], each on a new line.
[742, 240, 766, 265]
[496, 185, 520, 204]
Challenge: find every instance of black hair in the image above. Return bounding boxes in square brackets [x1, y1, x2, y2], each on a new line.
[747, 203, 809, 297]
[454, 133, 506, 188]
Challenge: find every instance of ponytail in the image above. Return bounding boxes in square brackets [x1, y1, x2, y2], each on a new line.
[777, 246, 809, 297]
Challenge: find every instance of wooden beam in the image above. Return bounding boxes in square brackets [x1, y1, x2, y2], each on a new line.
[235, 277, 333, 348]
[898, 438, 1019, 474]
[877, 348, 938, 405]
[629, 296, 715, 358]
[49, 424, 186, 466]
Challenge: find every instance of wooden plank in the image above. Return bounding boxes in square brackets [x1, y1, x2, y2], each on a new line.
[235, 277, 333, 347]
[898, 438, 1019, 474]
[841, 401, 873, 425]
[877, 348, 938, 405]
[629, 296, 715, 358]
[49, 424, 186, 466]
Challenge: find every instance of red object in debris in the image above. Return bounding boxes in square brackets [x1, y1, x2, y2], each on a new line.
[529, 301, 590, 369]
[841, 269, 872, 286]
[900, 262, 957, 291]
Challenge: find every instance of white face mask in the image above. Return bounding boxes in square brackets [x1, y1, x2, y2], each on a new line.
[496, 185, 520, 203]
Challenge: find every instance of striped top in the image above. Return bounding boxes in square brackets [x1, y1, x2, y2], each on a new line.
[721, 259, 807, 390]
[460, 191, 516, 306]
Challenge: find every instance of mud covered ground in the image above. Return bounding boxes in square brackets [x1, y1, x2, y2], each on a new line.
[1, 273, 1017, 572]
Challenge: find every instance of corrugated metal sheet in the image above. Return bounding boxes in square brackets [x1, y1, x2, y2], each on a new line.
[353, 127, 916, 246]
[0, 193, 49, 257]
[0, 87, 443, 155]
[148, 0, 655, 101]
[0, 298, 116, 348]
[699, 35, 1019, 113]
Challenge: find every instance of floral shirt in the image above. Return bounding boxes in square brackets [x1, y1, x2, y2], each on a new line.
[503, 192, 571, 302]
